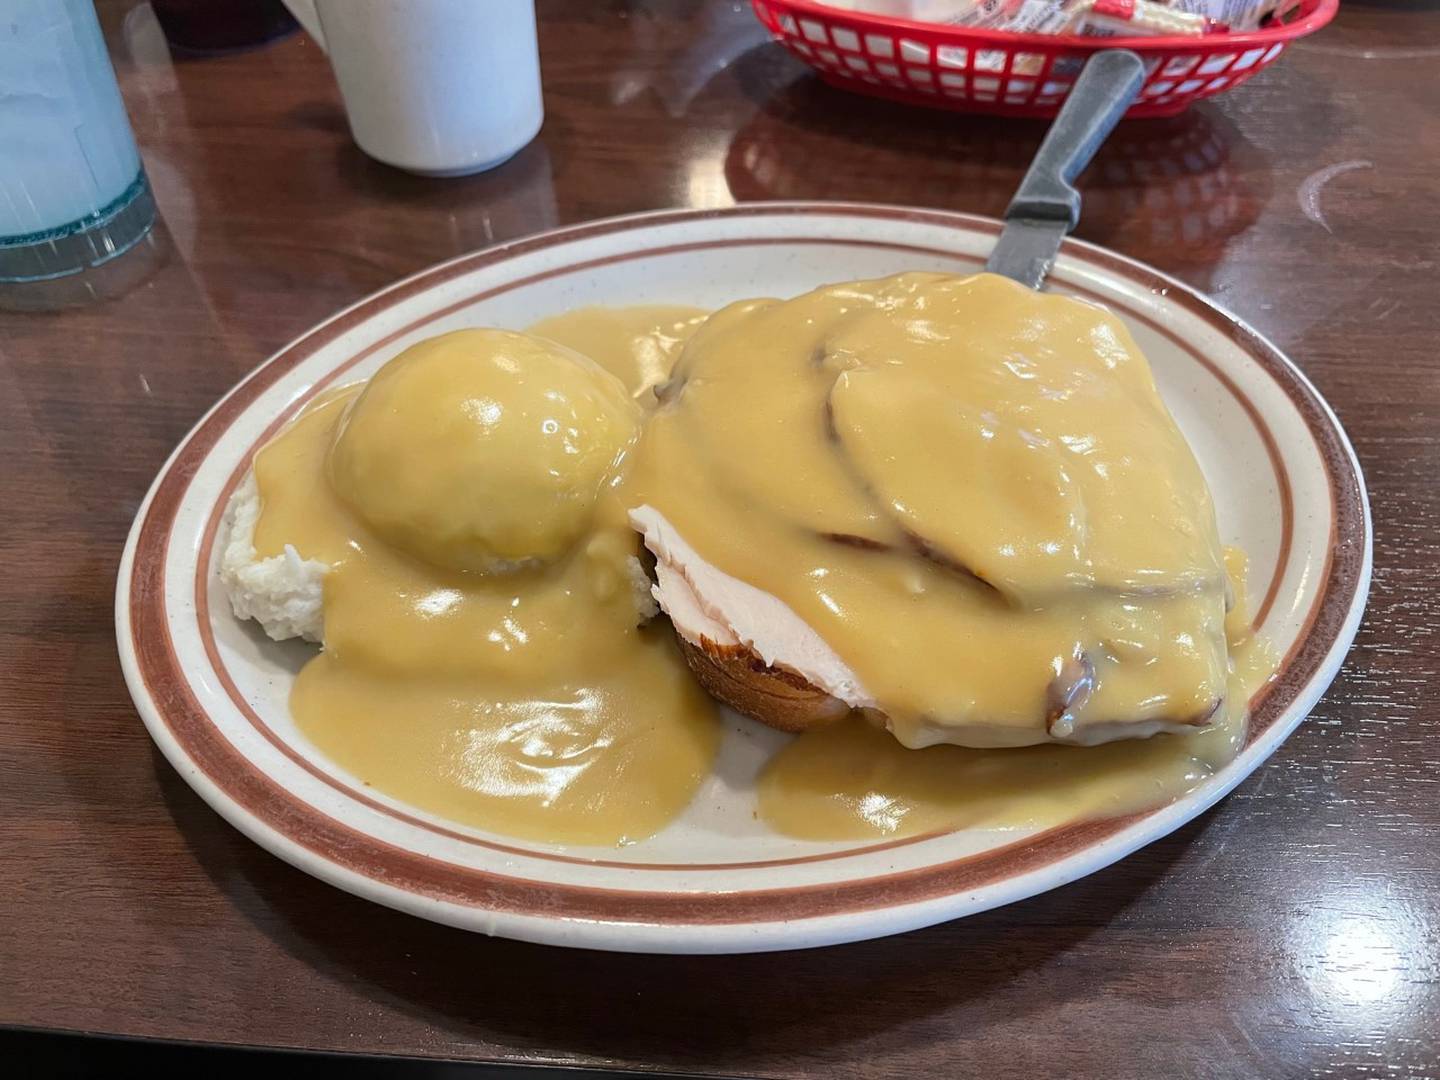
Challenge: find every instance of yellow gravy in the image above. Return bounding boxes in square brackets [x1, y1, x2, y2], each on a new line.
[758, 548, 1276, 840]
[252, 322, 718, 846]
[530, 305, 709, 408]
[622, 272, 1277, 837]
[627, 273, 1235, 746]
[248, 286, 1276, 847]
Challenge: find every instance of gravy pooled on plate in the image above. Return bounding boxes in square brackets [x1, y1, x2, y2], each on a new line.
[249, 327, 718, 845]
[236, 282, 1274, 846]
[622, 273, 1276, 837]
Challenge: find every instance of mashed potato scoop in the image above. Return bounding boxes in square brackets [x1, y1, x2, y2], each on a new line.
[222, 328, 646, 643]
[328, 329, 641, 574]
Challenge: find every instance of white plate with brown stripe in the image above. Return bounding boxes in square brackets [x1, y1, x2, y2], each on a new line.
[116, 204, 1371, 954]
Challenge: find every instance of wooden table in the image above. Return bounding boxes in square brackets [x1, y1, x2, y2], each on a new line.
[4, 1, 1437, 1075]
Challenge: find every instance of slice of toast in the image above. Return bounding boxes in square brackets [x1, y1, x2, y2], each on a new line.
[634, 506, 1220, 748]
[676, 634, 850, 734]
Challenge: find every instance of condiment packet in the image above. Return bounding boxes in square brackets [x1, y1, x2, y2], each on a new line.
[813, 0, 1071, 26]
[1162, 0, 1302, 30]
[975, 0, 1211, 36]
[812, 0, 1012, 20]
[1074, 0, 1213, 36]
[989, 0, 1086, 33]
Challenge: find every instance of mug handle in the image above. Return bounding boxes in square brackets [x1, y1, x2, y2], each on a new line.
[280, 0, 326, 52]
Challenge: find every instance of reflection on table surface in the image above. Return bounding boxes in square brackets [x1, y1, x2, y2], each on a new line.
[0, 1, 1437, 1077]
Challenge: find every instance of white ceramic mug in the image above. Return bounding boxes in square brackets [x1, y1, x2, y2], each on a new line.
[281, 0, 543, 177]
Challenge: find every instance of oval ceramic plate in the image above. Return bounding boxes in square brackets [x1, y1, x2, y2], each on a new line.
[116, 204, 1370, 954]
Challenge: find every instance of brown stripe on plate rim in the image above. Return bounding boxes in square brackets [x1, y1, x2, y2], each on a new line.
[143, 220, 1336, 898]
[126, 205, 1367, 923]
[192, 235, 1299, 868]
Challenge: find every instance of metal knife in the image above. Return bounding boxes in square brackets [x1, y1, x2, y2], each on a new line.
[985, 50, 1147, 290]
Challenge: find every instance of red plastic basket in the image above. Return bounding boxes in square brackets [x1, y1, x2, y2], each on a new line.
[752, 0, 1336, 118]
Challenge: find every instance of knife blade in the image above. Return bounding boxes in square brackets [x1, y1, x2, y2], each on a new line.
[985, 50, 1146, 291]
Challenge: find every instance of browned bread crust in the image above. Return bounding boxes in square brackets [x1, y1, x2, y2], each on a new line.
[675, 629, 1221, 739]
[676, 634, 850, 733]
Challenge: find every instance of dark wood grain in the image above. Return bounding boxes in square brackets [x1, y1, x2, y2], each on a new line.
[2, 1, 1437, 1077]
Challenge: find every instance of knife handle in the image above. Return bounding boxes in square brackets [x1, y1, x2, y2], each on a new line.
[1005, 50, 1146, 230]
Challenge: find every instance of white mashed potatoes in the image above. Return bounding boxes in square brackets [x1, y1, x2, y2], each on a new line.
[220, 474, 328, 643]
[221, 473, 658, 645]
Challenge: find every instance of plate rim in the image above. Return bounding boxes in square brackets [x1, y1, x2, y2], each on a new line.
[115, 202, 1372, 953]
